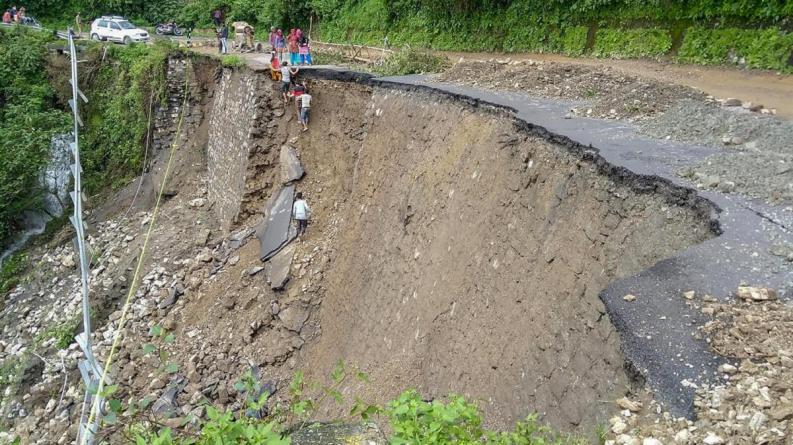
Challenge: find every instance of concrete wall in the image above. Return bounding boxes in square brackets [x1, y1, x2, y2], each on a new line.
[206, 68, 262, 231]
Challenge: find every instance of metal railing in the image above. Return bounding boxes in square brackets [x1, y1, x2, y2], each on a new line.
[64, 28, 108, 445]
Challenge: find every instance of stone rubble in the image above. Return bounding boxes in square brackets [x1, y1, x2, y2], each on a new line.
[0, 56, 338, 444]
[605, 287, 793, 445]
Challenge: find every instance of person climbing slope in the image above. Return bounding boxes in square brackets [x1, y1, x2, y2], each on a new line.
[298, 89, 312, 132]
[292, 192, 311, 237]
[280, 61, 298, 102]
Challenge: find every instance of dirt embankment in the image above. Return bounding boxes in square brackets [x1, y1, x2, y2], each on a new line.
[0, 55, 719, 443]
[294, 85, 715, 431]
[439, 60, 793, 206]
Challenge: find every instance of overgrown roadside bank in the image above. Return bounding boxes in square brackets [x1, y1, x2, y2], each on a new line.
[313, 0, 793, 72]
[0, 30, 174, 262]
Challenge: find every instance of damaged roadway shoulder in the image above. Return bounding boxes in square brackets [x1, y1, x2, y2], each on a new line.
[295, 66, 792, 419]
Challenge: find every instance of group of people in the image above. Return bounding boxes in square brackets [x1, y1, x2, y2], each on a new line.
[269, 28, 312, 66]
[2, 5, 27, 24]
[273, 62, 312, 132]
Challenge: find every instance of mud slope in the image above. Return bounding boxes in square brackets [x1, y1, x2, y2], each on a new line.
[289, 84, 716, 430]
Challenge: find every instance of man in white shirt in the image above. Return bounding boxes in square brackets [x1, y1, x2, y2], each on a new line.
[280, 62, 298, 102]
[292, 192, 311, 237]
[298, 92, 312, 131]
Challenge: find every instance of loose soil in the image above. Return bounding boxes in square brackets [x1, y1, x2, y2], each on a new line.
[438, 59, 793, 206]
[438, 60, 707, 121]
[603, 290, 793, 445]
[439, 51, 793, 120]
[0, 54, 722, 444]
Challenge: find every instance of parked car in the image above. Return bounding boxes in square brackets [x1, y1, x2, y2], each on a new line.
[90, 16, 149, 44]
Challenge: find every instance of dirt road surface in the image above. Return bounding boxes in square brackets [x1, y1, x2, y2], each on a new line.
[440, 51, 793, 119]
[304, 41, 793, 120]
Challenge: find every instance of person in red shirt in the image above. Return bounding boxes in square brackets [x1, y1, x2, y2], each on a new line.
[269, 51, 281, 81]
[2, 10, 11, 24]
[287, 29, 299, 65]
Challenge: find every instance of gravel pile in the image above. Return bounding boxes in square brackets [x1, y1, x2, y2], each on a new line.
[437, 60, 705, 121]
[642, 100, 793, 205]
[605, 287, 793, 445]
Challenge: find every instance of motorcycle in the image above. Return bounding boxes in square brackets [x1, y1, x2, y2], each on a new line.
[155, 22, 182, 36]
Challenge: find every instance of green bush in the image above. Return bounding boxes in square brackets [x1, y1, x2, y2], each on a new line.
[594, 28, 673, 59]
[678, 27, 793, 71]
[35, 315, 81, 349]
[79, 42, 171, 193]
[221, 54, 247, 67]
[373, 47, 450, 76]
[387, 390, 585, 445]
[0, 27, 69, 245]
[387, 390, 484, 444]
[504, 25, 588, 55]
[0, 252, 28, 297]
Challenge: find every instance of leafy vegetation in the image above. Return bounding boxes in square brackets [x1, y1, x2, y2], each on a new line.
[221, 54, 247, 67]
[0, 27, 69, 245]
[593, 28, 673, 59]
[0, 252, 28, 297]
[6, 1, 793, 70]
[310, 0, 793, 70]
[678, 26, 793, 70]
[373, 47, 450, 76]
[34, 314, 81, 349]
[76, 41, 172, 192]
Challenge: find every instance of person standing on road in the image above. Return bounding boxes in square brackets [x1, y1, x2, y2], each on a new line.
[298, 31, 312, 65]
[292, 192, 311, 237]
[275, 29, 286, 63]
[10, 6, 16, 22]
[2, 10, 11, 24]
[269, 27, 276, 51]
[74, 12, 82, 36]
[280, 62, 298, 102]
[298, 89, 312, 132]
[287, 29, 299, 65]
[219, 23, 229, 54]
[269, 50, 281, 81]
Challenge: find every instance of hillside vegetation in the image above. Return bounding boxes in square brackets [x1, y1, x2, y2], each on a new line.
[314, 0, 793, 71]
[0, 26, 170, 249]
[8, 1, 793, 70]
[0, 28, 68, 246]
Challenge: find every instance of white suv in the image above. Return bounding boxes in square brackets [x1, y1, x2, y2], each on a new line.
[90, 16, 149, 44]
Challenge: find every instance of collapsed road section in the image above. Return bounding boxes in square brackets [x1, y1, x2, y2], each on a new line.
[2, 55, 791, 444]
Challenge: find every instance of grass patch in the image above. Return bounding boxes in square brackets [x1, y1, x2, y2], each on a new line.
[35, 314, 81, 350]
[593, 28, 673, 59]
[678, 27, 793, 71]
[221, 55, 247, 67]
[373, 47, 450, 76]
[0, 355, 26, 389]
[0, 252, 28, 298]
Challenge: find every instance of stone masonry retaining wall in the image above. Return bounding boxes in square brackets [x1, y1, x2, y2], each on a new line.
[206, 67, 262, 231]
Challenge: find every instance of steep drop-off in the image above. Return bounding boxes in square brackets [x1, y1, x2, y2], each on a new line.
[188, 61, 716, 430]
[0, 54, 720, 443]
